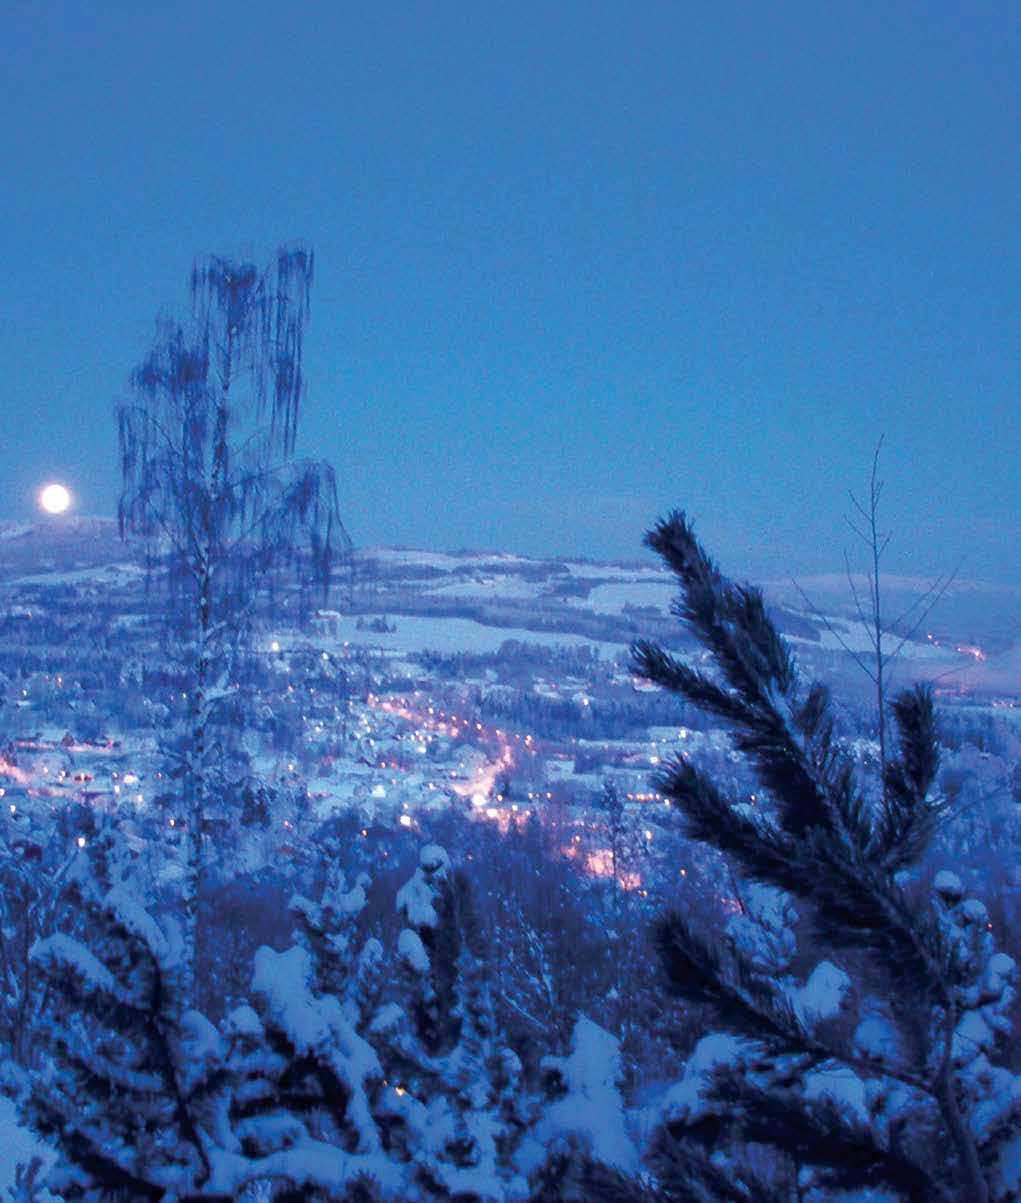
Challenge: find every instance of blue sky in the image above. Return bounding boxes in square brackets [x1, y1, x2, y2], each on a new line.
[2, 2, 1019, 581]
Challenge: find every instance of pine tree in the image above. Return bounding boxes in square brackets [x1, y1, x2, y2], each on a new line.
[0, 793, 79, 1068]
[289, 848, 376, 1008]
[524, 1014, 642, 1202]
[631, 512, 1020, 1203]
[27, 839, 402, 1202]
[26, 849, 235, 1201]
[225, 941, 398, 1202]
[376, 844, 529, 1202]
[596, 778, 653, 1062]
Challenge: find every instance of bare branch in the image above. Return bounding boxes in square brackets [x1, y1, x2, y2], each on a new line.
[886, 561, 963, 668]
[789, 577, 877, 683]
[843, 552, 871, 630]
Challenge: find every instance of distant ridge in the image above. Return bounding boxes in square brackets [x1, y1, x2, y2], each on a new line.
[0, 514, 119, 539]
[0, 521, 1017, 693]
[0, 515, 131, 575]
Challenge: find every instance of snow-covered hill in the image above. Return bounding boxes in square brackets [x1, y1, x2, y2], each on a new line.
[1, 517, 1017, 697]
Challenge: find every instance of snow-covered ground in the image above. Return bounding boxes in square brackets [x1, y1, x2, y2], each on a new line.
[581, 580, 677, 614]
[310, 614, 628, 658]
[559, 560, 666, 581]
[12, 562, 144, 587]
[425, 576, 553, 601]
[0, 1093, 54, 1194]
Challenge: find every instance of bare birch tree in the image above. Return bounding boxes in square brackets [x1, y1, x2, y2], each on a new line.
[117, 244, 350, 993]
[795, 438, 958, 788]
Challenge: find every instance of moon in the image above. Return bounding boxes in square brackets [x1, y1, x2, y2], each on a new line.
[39, 483, 72, 515]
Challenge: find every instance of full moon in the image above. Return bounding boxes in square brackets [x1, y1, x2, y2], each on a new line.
[39, 483, 72, 515]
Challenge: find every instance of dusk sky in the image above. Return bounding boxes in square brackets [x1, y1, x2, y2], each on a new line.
[3, 2, 1019, 582]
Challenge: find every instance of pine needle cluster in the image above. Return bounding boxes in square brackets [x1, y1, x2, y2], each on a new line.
[631, 512, 1009, 1202]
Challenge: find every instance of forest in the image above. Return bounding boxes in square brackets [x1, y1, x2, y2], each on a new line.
[2, 249, 1021, 1203]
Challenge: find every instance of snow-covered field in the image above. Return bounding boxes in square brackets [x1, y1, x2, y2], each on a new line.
[313, 614, 629, 657]
[12, 562, 144, 587]
[581, 580, 677, 614]
[425, 576, 553, 601]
